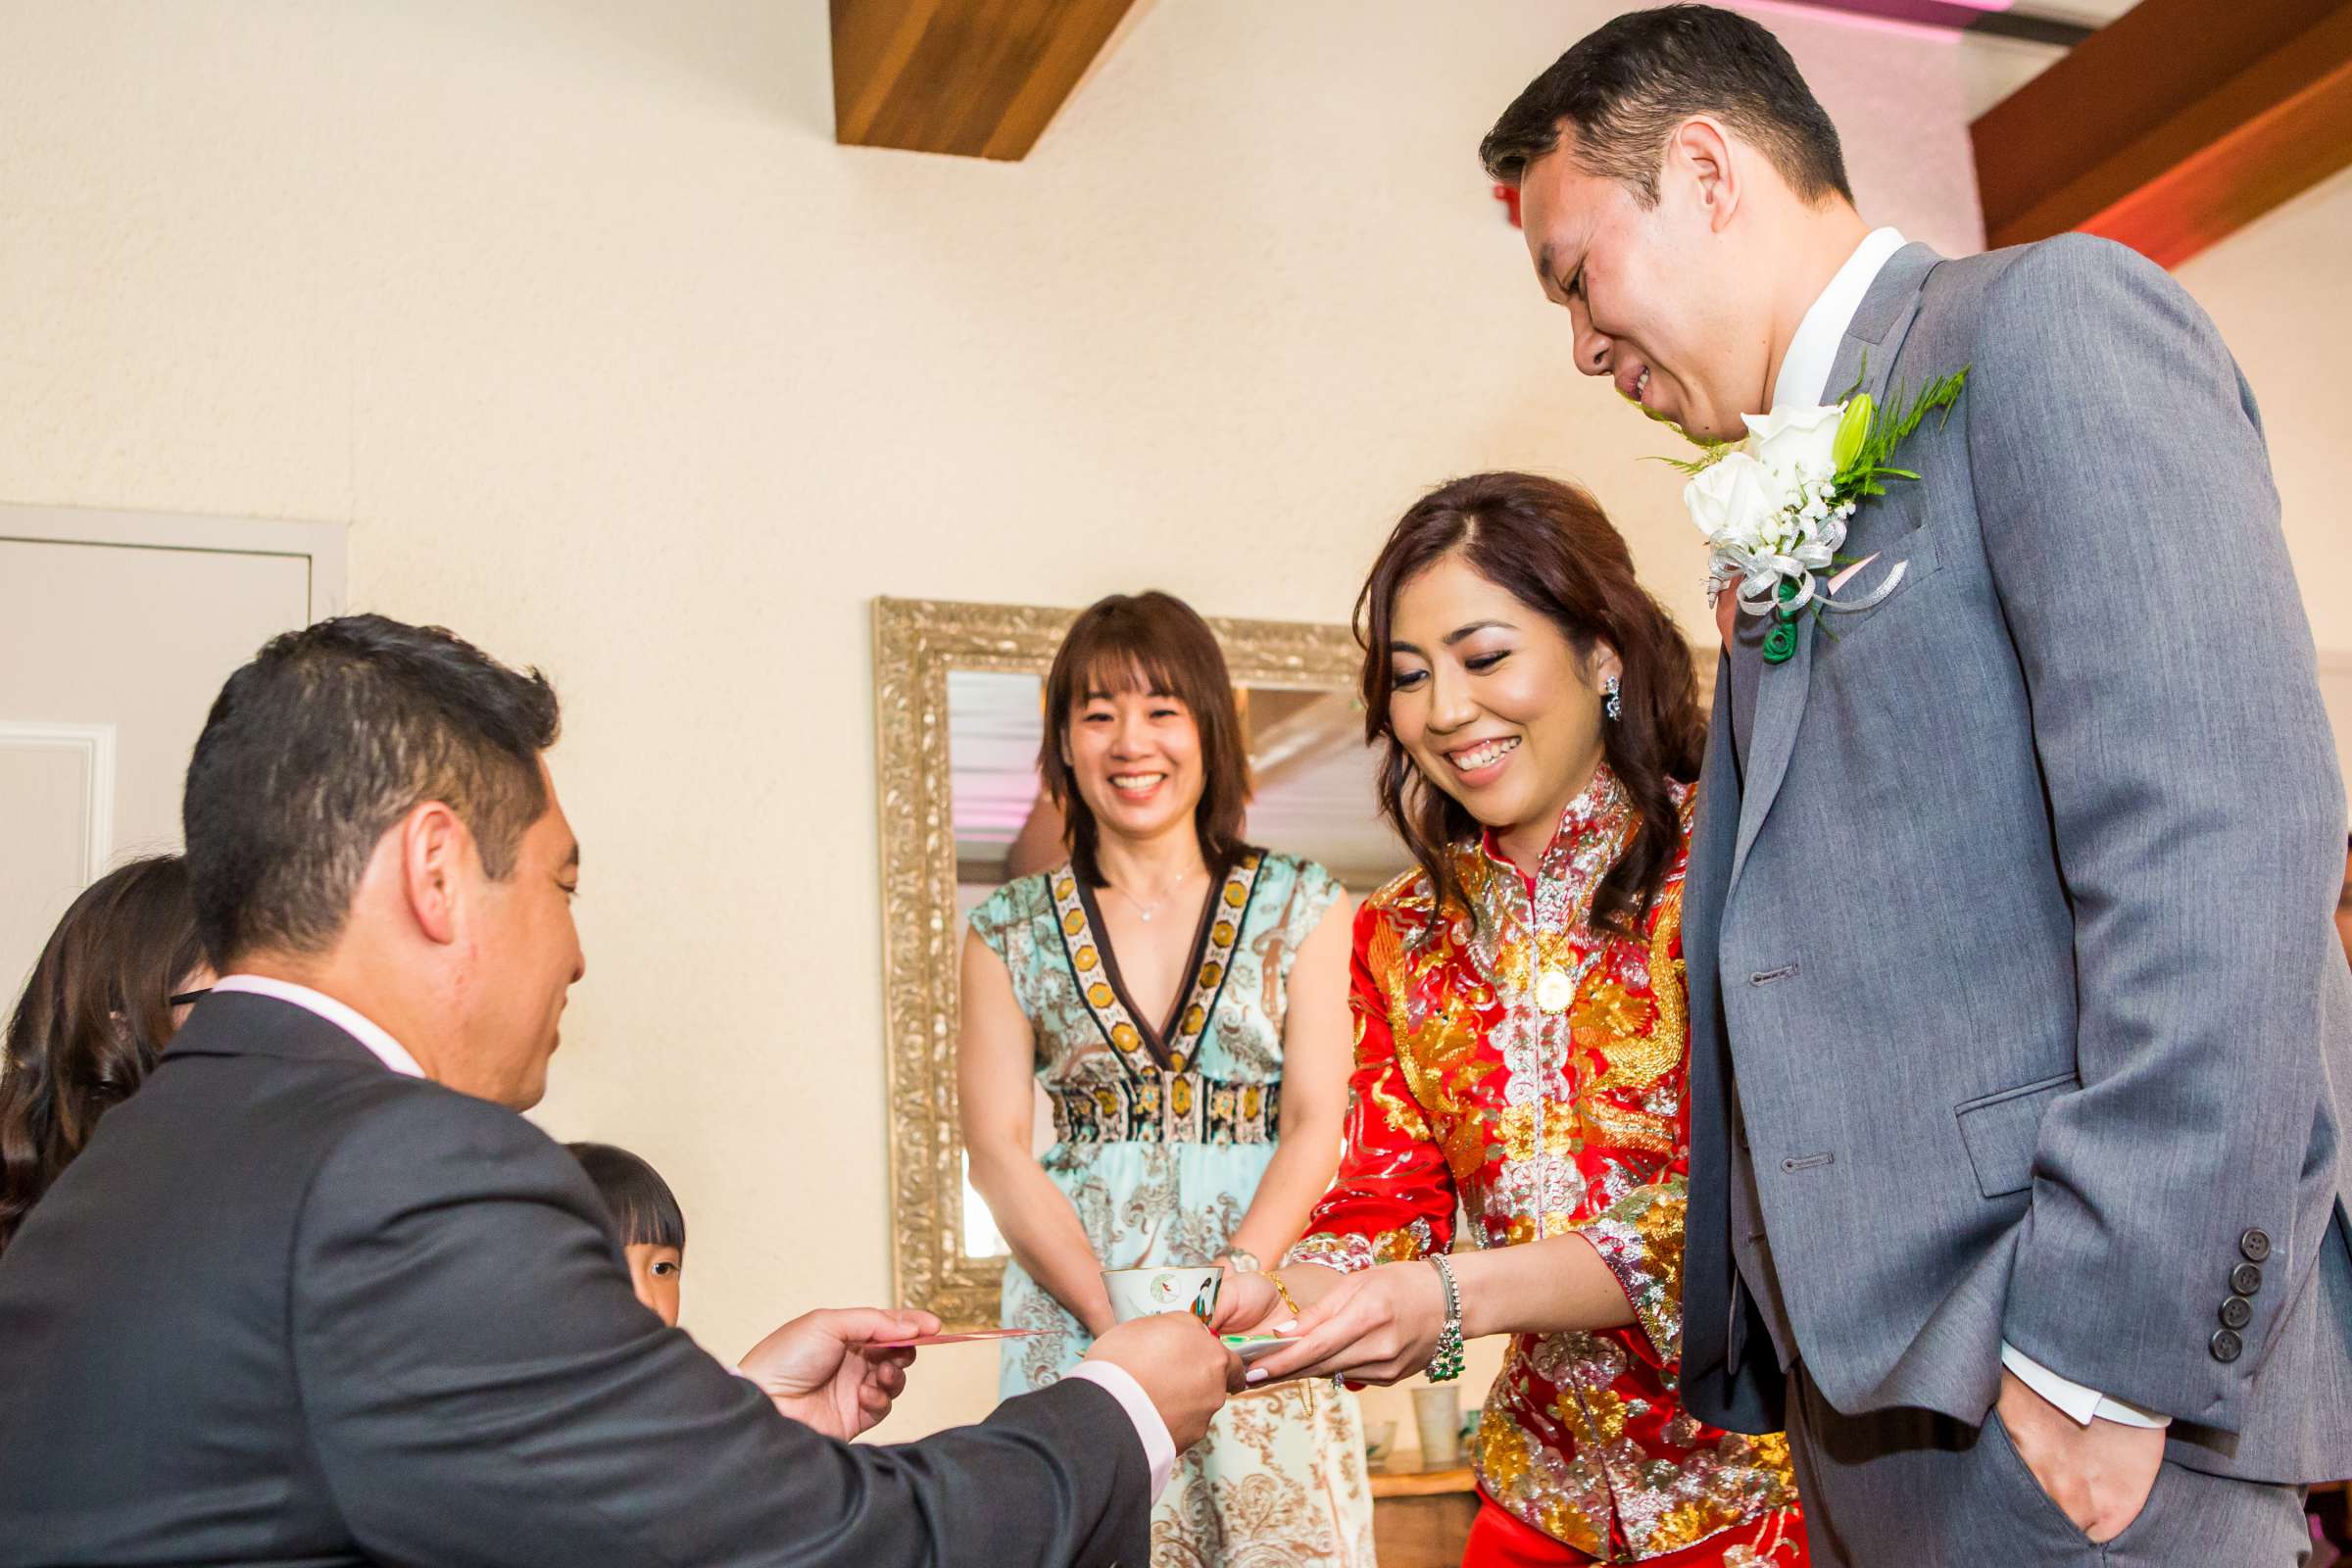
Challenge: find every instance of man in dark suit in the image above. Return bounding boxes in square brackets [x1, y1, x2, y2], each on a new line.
[0, 613, 1238, 1567]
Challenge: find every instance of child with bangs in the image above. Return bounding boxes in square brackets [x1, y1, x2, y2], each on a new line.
[567, 1141, 686, 1328]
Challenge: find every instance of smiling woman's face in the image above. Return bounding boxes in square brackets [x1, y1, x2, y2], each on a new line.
[1386, 552, 1617, 844]
[1059, 667, 1206, 851]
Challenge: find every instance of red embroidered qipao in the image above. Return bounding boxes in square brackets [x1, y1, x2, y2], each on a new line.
[1288, 767, 1799, 1563]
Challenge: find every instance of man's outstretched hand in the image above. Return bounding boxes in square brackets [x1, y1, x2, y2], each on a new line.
[1084, 1312, 1244, 1450]
[739, 1307, 936, 1442]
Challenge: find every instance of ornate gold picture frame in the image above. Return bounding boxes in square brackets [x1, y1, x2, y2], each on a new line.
[872, 596, 1363, 1328]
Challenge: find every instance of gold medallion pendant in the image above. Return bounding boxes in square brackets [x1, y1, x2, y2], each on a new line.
[1536, 967, 1576, 1014]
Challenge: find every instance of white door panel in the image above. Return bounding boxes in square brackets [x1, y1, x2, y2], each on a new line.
[0, 729, 112, 1001]
[0, 513, 339, 999]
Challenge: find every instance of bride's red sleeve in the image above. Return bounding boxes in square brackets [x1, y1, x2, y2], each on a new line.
[1283, 895, 1457, 1275]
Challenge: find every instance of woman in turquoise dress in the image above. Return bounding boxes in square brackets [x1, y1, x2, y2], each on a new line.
[960, 590, 1376, 1568]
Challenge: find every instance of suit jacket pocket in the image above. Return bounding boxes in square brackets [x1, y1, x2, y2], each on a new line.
[1817, 505, 1945, 652]
[1954, 1071, 2077, 1200]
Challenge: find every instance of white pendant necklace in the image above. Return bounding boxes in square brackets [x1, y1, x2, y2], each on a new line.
[1113, 867, 1197, 923]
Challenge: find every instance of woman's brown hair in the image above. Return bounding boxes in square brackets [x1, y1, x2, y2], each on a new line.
[1356, 472, 1705, 938]
[0, 856, 205, 1256]
[1040, 592, 1251, 888]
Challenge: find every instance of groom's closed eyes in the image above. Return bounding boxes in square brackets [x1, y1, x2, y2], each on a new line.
[1538, 248, 1588, 310]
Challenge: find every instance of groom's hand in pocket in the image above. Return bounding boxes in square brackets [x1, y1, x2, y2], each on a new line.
[1994, 1369, 2165, 1543]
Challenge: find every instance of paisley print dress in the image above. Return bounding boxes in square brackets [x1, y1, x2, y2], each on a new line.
[970, 848, 1376, 1568]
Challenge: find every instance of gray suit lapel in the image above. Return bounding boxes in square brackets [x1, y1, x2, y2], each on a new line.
[1727, 242, 1940, 896]
[1686, 655, 1740, 970]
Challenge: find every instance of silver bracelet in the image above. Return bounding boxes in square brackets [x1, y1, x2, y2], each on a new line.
[1426, 1253, 1464, 1382]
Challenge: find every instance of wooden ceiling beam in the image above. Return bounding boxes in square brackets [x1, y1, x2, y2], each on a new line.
[1972, 0, 2352, 268]
[830, 0, 1138, 161]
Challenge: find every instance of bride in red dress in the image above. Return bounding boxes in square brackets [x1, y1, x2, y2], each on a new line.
[1216, 472, 1805, 1566]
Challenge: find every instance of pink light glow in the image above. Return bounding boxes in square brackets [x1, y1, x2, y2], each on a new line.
[1738, 0, 1973, 45]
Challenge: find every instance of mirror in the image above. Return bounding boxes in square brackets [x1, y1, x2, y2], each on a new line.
[874, 598, 1393, 1326]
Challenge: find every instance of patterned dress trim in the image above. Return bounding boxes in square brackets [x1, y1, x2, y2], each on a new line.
[1045, 1072, 1281, 1146]
[1050, 851, 1265, 1079]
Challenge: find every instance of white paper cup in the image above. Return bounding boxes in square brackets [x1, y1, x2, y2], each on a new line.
[1102, 1265, 1223, 1323]
[1412, 1384, 1462, 1466]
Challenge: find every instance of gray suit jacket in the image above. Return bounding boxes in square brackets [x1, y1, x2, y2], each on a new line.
[1679, 235, 2352, 1485]
[0, 992, 1152, 1566]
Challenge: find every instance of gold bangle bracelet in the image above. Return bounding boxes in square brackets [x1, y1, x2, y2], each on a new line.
[1269, 1272, 1302, 1319]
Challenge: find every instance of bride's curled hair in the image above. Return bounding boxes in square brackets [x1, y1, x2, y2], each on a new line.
[1356, 471, 1705, 938]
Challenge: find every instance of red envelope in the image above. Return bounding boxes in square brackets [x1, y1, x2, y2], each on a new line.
[864, 1328, 1045, 1348]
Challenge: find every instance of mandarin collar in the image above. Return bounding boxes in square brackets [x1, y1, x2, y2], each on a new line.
[1469, 761, 1632, 897]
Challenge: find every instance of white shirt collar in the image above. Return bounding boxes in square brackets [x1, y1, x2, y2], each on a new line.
[1771, 225, 1908, 411]
[210, 974, 426, 1079]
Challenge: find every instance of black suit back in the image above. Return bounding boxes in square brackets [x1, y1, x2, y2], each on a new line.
[0, 993, 1148, 1567]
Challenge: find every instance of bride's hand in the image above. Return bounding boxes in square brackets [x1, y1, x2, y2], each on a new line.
[1207, 1271, 1282, 1334]
[1245, 1261, 1446, 1386]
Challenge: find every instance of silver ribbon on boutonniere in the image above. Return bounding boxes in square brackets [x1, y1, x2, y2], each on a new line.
[1663, 366, 1967, 664]
[1823, 551, 1908, 613]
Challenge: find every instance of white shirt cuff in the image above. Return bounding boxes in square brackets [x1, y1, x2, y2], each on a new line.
[1063, 1361, 1176, 1500]
[2000, 1342, 2171, 1429]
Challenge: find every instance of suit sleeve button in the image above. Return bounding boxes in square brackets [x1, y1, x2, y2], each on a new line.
[2239, 1229, 2272, 1263]
[2219, 1296, 2253, 1331]
[2230, 1262, 2264, 1297]
[2210, 1328, 2244, 1363]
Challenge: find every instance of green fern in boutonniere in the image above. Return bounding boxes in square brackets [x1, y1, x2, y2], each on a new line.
[1665, 364, 1969, 663]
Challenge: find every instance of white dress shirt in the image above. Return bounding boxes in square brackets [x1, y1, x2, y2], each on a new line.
[1063, 1362, 1177, 1498]
[211, 973, 424, 1076]
[1771, 229, 2168, 1433]
[1769, 225, 1909, 413]
[205, 974, 1183, 1484]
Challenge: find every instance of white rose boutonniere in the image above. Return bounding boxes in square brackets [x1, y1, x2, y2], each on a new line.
[1743, 402, 1844, 487]
[1663, 365, 1970, 664]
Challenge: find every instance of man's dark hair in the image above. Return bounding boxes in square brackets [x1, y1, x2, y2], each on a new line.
[1480, 5, 1852, 208]
[183, 613, 561, 963]
[565, 1142, 687, 1251]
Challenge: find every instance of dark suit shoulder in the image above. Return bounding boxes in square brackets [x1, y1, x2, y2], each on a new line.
[296, 1074, 606, 1246]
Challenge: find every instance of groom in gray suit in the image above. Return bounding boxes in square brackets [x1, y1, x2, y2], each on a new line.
[1483, 8, 2352, 1563]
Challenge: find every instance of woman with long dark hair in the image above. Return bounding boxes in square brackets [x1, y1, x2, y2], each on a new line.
[0, 856, 211, 1256]
[959, 591, 1374, 1565]
[1216, 474, 1804, 1566]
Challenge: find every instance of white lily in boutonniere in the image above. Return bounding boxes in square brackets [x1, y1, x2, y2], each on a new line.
[1662, 365, 1970, 664]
